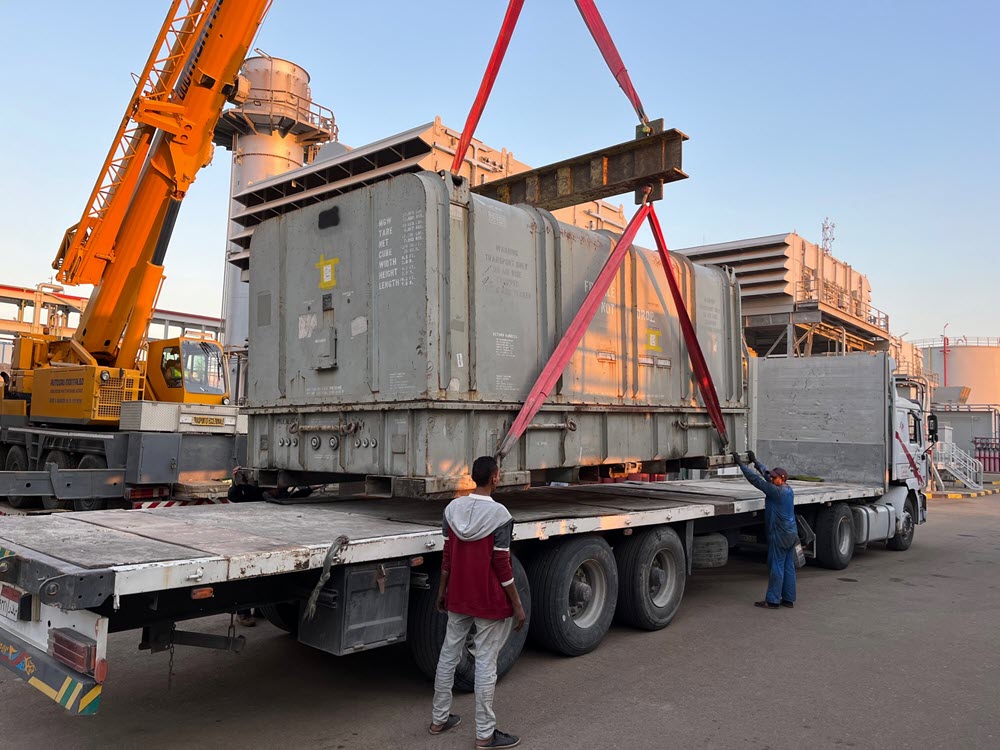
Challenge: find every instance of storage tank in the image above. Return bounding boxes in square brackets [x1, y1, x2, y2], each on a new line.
[922, 337, 1000, 403]
[245, 171, 748, 495]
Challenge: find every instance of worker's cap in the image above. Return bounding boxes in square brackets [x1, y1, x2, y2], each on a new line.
[771, 467, 789, 481]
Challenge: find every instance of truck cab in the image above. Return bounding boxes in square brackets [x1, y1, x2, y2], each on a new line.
[145, 336, 232, 405]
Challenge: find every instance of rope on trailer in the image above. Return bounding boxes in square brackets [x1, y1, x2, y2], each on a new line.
[304, 535, 350, 621]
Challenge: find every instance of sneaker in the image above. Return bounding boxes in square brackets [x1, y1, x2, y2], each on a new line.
[780, 600, 795, 609]
[429, 714, 461, 735]
[237, 613, 257, 627]
[477, 730, 521, 748]
[753, 600, 780, 609]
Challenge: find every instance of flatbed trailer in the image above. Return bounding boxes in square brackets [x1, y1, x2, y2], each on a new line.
[0, 475, 914, 715]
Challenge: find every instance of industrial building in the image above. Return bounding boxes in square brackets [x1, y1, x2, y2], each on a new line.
[675, 233, 925, 377]
[0, 282, 222, 377]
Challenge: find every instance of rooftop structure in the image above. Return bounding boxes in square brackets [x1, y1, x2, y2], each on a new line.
[676, 232, 894, 358]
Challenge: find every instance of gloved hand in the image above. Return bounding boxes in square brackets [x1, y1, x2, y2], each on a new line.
[731, 452, 742, 464]
[747, 450, 757, 464]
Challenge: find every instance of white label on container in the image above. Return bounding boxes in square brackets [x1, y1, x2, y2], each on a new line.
[298, 313, 318, 339]
[388, 372, 411, 390]
[496, 374, 515, 392]
[351, 316, 368, 337]
[457, 353, 464, 368]
[656, 358, 672, 368]
[493, 332, 517, 358]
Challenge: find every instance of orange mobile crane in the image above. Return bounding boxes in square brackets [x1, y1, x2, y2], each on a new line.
[0, 0, 271, 510]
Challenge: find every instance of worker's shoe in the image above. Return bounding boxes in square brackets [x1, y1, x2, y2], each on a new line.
[236, 612, 256, 627]
[477, 729, 521, 748]
[429, 714, 461, 735]
[780, 600, 795, 609]
[754, 600, 780, 609]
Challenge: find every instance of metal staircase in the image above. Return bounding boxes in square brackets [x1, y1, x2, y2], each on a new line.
[935, 441, 984, 491]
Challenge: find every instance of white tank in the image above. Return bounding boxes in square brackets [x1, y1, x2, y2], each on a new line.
[923, 338, 1000, 403]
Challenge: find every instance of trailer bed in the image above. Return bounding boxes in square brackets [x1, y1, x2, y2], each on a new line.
[0, 478, 878, 606]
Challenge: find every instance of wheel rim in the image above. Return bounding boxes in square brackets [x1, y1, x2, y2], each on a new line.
[568, 558, 607, 628]
[648, 549, 677, 608]
[836, 516, 853, 556]
[900, 508, 914, 539]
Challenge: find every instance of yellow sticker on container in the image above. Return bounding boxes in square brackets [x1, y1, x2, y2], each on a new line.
[645, 328, 663, 352]
[316, 254, 341, 289]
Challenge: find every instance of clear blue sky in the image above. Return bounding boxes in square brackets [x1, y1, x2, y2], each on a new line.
[1, 1, 996, 340]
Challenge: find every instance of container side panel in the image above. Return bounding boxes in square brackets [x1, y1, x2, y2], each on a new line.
[754, 354, 889, 487]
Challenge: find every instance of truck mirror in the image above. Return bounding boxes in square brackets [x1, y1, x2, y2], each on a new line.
[927, 413, 939, 443]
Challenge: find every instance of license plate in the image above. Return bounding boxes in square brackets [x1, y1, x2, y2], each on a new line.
[0, 584, 29, 622]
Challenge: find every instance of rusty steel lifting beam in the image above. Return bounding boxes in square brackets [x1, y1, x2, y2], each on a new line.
[471, 119, 687, 210]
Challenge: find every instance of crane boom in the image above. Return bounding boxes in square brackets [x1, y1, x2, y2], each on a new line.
[7, 0, 271, 426]
[53, 0, 214, 288]
[68, 0, 269, 367]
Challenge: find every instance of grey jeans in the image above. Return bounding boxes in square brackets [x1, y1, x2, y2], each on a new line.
[432, 612, 513, 740]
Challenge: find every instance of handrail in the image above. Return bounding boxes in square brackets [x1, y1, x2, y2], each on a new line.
[911, 336, 1000, 348]
[935, 440, 984, 490]
[794, 280, 889, 332]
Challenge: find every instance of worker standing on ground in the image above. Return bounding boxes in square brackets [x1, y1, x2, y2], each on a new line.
[429, 455, 526, 749]
[734, 450, 799, 609]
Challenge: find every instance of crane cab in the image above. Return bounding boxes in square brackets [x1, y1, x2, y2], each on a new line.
[146, 336, 231, 406]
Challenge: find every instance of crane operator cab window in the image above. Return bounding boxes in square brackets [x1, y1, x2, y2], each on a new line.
[161, 347, 183, 388]
[180, 340, 227, 396]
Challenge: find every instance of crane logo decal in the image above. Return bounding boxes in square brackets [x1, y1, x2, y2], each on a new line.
[316, 255, 341, 289]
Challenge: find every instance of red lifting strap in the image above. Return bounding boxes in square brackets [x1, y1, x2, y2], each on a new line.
[449, 0, 525, 175]
[495, 202, 652, 460]
[574, 0, 648, 124]
[647, 205, 729, 447]
[496, 203, 731, 460]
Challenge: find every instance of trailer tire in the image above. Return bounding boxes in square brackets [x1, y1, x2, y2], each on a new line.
[815, 502, 855, 569]
[408, 555, 530, 692]
[41, 451, 74, 510]
[614, 526, 686, 631]
[73, 454, 111, 511]
[886, 494, 917, 552]
[4, 445, 39, 509]
[259, 602, 300, 635]
[527, 536, 618, 656]
[691, 533, 729, 569]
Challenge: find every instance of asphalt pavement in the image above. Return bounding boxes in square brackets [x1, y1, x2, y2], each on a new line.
[3, 498, 999, 750]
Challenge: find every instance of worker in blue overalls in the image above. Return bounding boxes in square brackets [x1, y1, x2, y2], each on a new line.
[733, 450, 799, 609]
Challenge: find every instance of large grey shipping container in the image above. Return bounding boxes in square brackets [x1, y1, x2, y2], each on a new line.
[246, 171, 748, 495]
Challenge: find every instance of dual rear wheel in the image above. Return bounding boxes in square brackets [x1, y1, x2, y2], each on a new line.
[407, 526, 688, 686]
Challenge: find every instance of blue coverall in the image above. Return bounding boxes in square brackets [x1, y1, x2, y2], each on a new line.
[738, 460, 798, 604]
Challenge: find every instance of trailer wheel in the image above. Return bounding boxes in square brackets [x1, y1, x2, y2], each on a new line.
[886, 494, 917, 552]
[259, 602, 300, 635]
[41, 451, 74, 510]
[815, 502, 855, 569]
[408, 555, 530, 692]
[691, 533, 729, 569]
[527, 536, 618, 656]
[614, 526, 686, 631]
[4, 445, 39, 509]
[73, 454, 111, 511]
